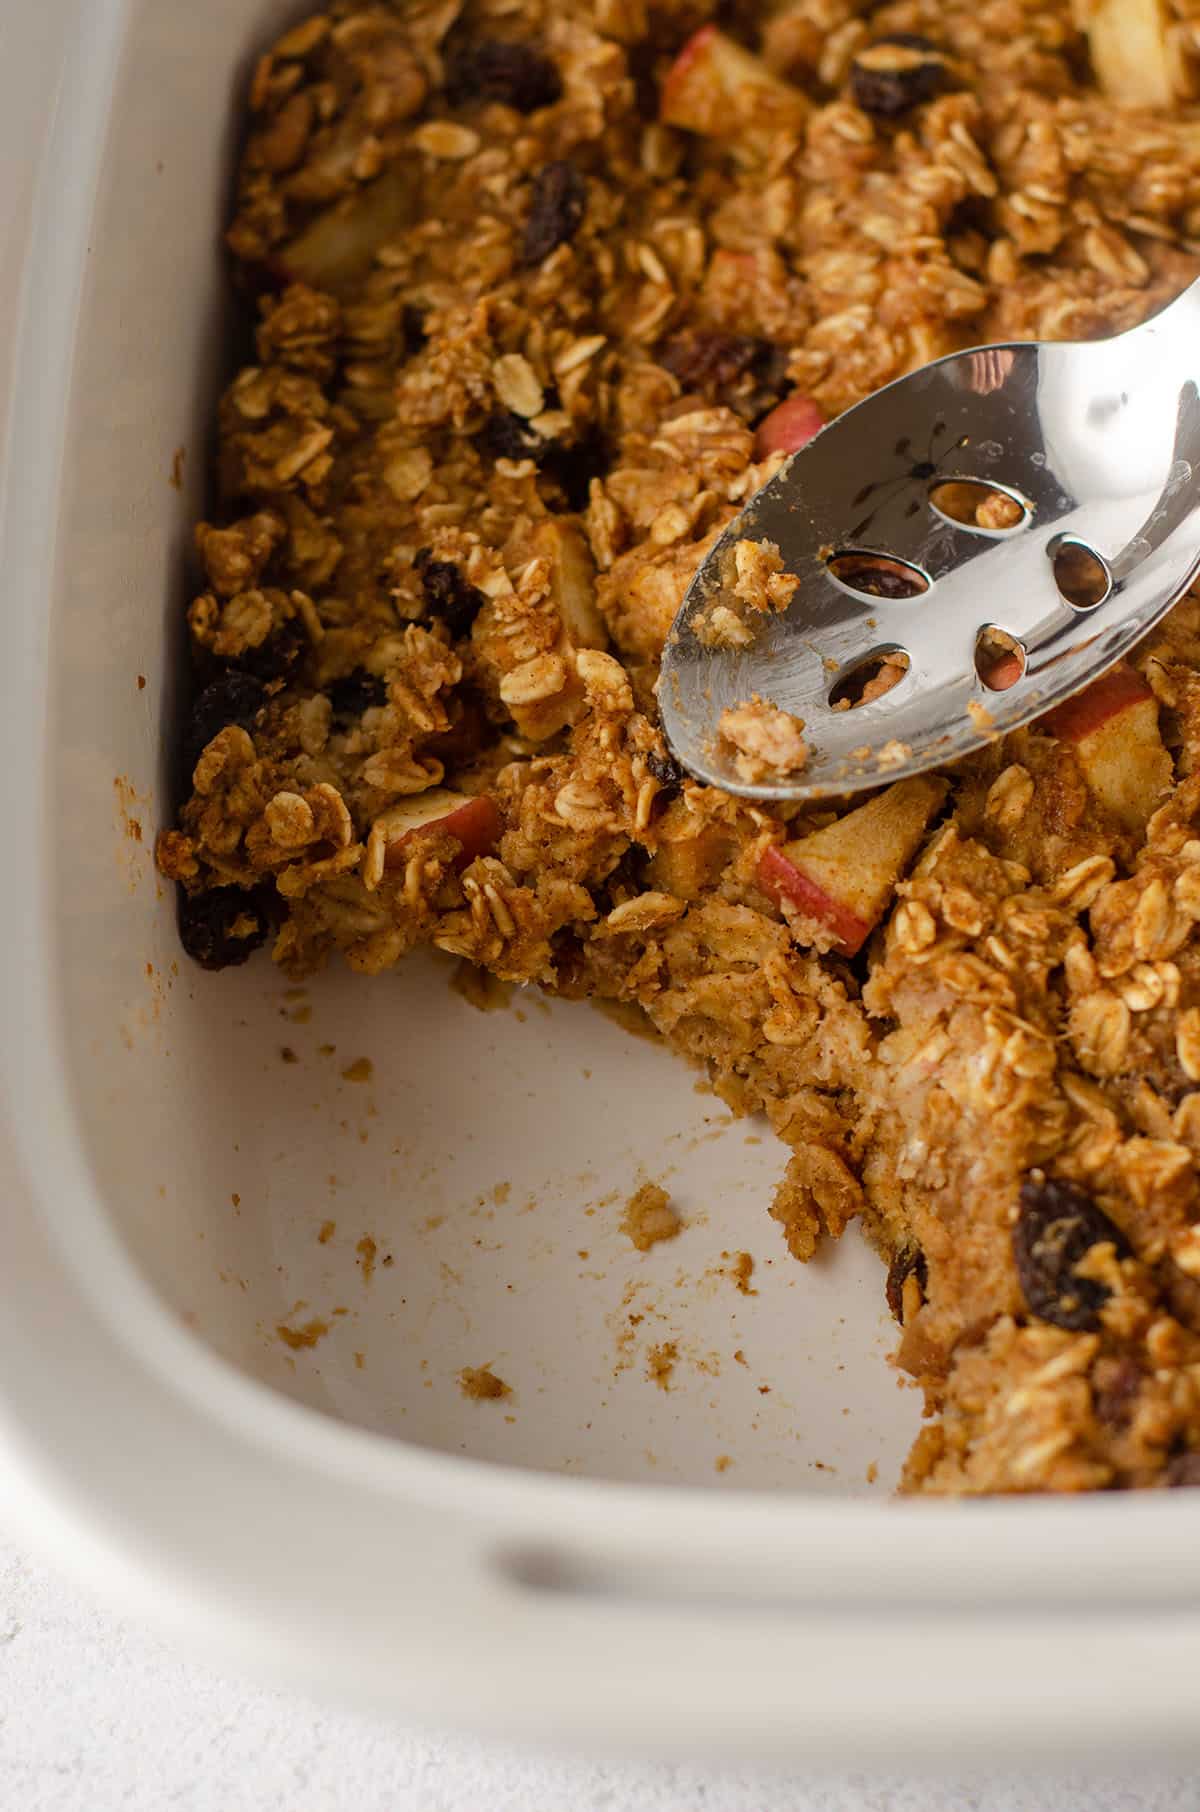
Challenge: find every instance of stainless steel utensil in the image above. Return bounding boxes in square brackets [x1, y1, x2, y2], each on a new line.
[658, 283, 1200, 800]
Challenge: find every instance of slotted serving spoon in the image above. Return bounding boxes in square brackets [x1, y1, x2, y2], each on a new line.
[659, 280, 1200, 800]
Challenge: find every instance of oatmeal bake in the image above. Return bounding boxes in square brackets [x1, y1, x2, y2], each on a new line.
[158, 0, 1200, 1493]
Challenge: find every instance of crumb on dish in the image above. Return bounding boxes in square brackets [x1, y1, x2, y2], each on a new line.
[458, 1365, 511, 1401]
[620, 1182, 682, 1251]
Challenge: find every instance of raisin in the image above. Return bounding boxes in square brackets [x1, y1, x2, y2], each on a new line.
[885, 1244, 927, 1324]
[183, 671, 266, 776]
[1165, 1451, 1200, 1487]
[178, 884, 273, 970]
[402, 303, 429, 349]
[1092, 1356, 1144, 1430]
[234, 615, 306, 683]
[541, 426, 610, 512]
[662, 331, 766, 392]
[850, 34, 945, 118]
[477, 410, 543, 463]
[1013, 1172, 1129, 1333]
[444, 40, 563, 113]
[414, 549, 486, 638]
[748, 344, 792, 405]
[477, 408, 608, 507]
[646, 748, 684, 799]
[549, 928, 588, 995]
[522, 161, 587, 267]
[327, 669, 388, 721]
[625, 40, 662, 120]
[423, 687, 489, 768]
[662, 332, 791, 422]
[601, 842, 651, 906]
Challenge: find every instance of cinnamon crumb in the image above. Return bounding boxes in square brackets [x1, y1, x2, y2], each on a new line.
[620, 1182, 682, 1251]
[647, 1341, 678, 1389]
[459, 1365, 511, 1400]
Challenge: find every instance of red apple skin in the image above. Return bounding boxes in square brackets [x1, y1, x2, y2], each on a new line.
[754, 395, 825, 461]
[757, 843, 873, 955]
[383, 794, 502, 873]
[980, 650, 1023, 691]
[1037, 661, 1171, 831]
[1039, 662, 1153, 741]
[660, 23, 718, 123]
[660, 25, 806, 142]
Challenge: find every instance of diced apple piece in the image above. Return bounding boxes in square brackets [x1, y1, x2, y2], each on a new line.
[1039, 662, 1171, 831]
[754, 394, 825, 461]
[273, 161, 415, 294]
[974, 631, 1024, 692]
[980, 650, 1023, 691]
[1039, 661, 1153, 742]
[758, 843, 875, 953]
[758, 776, 947, 955]
[382, 789, 501, 872]
[1086, 0, 1179, 108]
[648, 821, 737, 899]
[530, 518, 607, 650]
[660, 25, 808, 147]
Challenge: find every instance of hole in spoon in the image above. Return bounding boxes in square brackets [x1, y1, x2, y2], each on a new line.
[1050, 536, 1111, 610]
[929, 478, 1030, 535]
[825, 550, 929, 600]
[829, 646, 911, 711]
[975, 626, 1026, 691]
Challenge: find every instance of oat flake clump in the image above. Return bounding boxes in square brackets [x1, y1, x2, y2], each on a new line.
[159, 0, 1200, 1495]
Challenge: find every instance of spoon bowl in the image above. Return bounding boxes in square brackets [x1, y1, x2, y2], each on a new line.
[659, 283, 1200, 800]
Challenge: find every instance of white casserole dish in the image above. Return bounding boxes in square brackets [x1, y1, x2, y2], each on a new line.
[4, 0, 1200, 1764]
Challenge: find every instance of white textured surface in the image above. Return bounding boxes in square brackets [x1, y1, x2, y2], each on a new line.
[0, 1532, 1193, 1812]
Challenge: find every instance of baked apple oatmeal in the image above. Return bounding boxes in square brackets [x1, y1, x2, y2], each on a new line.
[158, 0, 1200, 1493]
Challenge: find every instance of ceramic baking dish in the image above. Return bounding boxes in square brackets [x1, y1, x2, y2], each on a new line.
[4, 0, 1200, 1765]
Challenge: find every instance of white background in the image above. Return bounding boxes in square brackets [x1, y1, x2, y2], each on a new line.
[0, 1535, 1193, 1812]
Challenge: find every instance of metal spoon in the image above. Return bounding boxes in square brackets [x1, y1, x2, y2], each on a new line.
[658, 281, 1200, 801]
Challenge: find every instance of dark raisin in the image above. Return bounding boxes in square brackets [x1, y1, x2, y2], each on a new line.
[178, 883, 273, 971]
[541, 426, 610, 512]
[646, 748, 685, 798]
[885, 1244, 927, 1324]
[1092, 1356, 1144, 1430]
[402, 303, 429, 349]
[522, 161, 587, 268]
[327, 668, 388, 721]
[850, 35, 945, 118]
[444, 40, 563, 112]
[423, 687, 489, 768]
[625, 40, 662, 120]
[549, 928, 588, 995]
[1165, 1451, 1200, 1487]
[477, 409, 543, 463]
[661, 331, 765, 391]
[414, 548, 486, 638]
[748, 342, 791, 401]
[234, 615, 306, 683]
[1013, 1172, 1129, 1333]
[662, 332, 792, 422]
[183, 671, 266, 776]
[600, 842, 651, 908]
